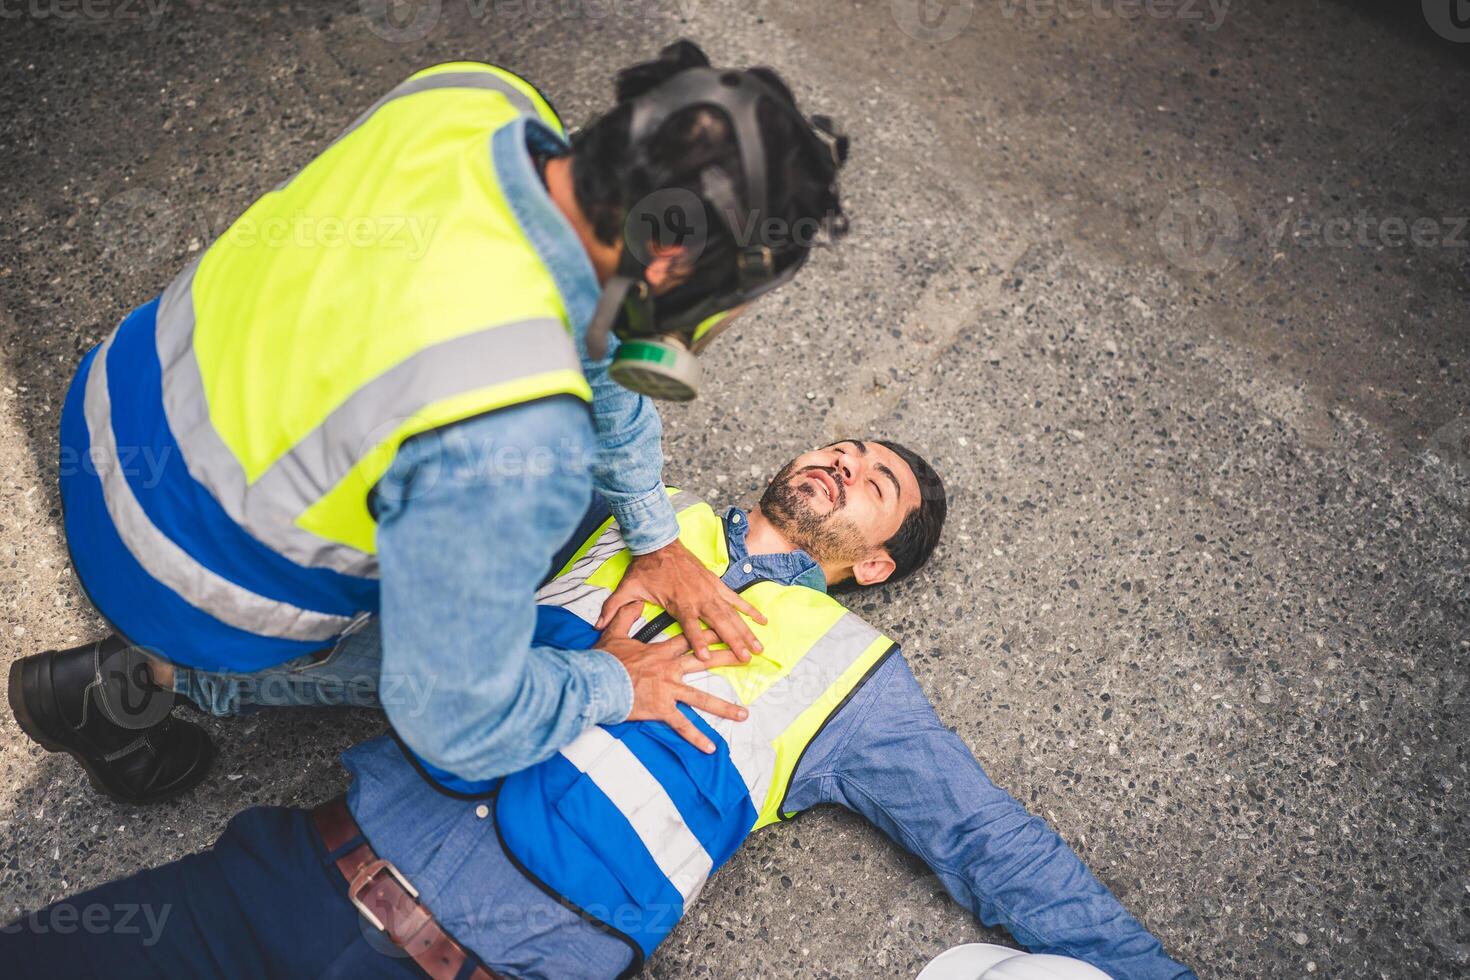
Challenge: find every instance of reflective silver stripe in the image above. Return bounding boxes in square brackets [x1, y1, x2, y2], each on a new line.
[157, 258, 582, 577]
[748, 612, 880, 732]
[274, 70, 549, 193]
[561, 726, 713, 904]
[328, 70, 544, 154]
[534, 491, 709, 626]
[83, 335, 354, 642]
[686, 611, 884, 809]
[160, 66, 558, 573]
[535, 527, 628, 624]
[667, 490, 700, 513]
[681, 669, 770, 799]
[156, 258, 374, 576]
[249, 317, 582, 507]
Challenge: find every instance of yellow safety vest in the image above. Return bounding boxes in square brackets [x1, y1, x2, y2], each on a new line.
[61, 62, 593, 668]
[174, 61, 591, 568]
[499, 491, 897, 961]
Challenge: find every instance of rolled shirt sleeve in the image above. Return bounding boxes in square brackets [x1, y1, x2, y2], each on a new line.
[371, 398, 633, 785]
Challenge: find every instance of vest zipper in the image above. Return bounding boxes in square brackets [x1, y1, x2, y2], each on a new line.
[629, 579, 767, 644]
[632, 612, 675, 644]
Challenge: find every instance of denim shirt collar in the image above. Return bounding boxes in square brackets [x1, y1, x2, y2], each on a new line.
[721, 507, 827, 594]
[490, 118, 617, 365]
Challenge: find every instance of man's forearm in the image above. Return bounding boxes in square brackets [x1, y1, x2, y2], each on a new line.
[386, 642, 633, 785]
[584, 347, 679, 554]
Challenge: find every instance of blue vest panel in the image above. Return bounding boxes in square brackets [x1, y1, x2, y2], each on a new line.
[59, 299, 378, 671]
[493, 535, 763, 958]
[496, 711, 758, 959]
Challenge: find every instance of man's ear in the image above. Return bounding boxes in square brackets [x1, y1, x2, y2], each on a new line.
[642, 242, 688, 292]
[850, 553, 896, 588]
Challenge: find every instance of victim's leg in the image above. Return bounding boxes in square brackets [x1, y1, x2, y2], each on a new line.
[0, 804, 415, 979]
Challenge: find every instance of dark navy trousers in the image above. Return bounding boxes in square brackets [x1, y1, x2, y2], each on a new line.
[2, 805, 424, 979]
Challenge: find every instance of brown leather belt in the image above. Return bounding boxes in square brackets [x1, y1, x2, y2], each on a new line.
[313, 796, 505, 980]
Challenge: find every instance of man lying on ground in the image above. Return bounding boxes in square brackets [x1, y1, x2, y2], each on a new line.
[3, 440, 1195, 980]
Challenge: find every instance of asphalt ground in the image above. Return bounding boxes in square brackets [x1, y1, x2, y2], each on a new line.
[0, 1, 1467, 977]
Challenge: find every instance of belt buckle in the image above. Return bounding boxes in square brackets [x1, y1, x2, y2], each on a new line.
[348, 857, 420, 934]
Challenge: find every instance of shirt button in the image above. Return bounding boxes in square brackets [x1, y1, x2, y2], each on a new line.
[731, 513, 741, 523]
[743, 563, 753, 574]
[475, 804, 489, 819]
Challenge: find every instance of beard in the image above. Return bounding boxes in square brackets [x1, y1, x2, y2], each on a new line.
[758, 461, 869, 568]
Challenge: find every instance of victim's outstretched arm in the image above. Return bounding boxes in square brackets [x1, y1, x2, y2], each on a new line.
[784, 653, 1195, 980]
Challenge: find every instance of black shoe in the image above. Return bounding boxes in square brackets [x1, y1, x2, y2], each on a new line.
[8, 635, 214, 804]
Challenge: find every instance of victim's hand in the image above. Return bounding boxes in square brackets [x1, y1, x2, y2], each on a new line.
[595, 604, 749, 753]
[595, 537, 767, 662]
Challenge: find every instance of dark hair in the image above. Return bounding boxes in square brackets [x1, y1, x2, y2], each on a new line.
[834, 440, 946, 592]
[569, 40, 846, 303]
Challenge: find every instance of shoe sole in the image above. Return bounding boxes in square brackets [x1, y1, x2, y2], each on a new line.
[9, 652, 214, 805]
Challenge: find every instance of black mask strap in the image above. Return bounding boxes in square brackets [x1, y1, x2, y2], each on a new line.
[587, 242, 660, 360]
[586, 277, 632, 361]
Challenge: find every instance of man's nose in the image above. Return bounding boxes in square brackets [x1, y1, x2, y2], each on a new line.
[835, 457, 856, 484]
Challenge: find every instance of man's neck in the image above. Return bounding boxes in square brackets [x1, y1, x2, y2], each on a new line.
[544, 155, 619, 285]
[743, 507, 841, 587]
[742, 507, 796, 558]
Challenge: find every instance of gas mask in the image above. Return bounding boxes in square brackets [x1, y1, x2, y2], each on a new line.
[584, 66, 849, 401]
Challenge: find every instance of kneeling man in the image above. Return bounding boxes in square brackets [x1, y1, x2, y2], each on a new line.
[3, 440, 1195, 980]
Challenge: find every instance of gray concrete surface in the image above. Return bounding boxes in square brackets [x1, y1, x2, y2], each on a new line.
[1, 1, 1467, 977]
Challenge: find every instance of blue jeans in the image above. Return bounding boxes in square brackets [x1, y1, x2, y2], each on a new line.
[0, 806, 419, 979]
[173, 616, 392, 716]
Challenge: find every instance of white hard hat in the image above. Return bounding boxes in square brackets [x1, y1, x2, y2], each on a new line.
[916, 943, 1114, 980]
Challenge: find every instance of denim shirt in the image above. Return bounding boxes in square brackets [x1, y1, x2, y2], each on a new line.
[492, 118, 681, 555]
[343, 507, 1195, 980]
[369, 117, 680, 783]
